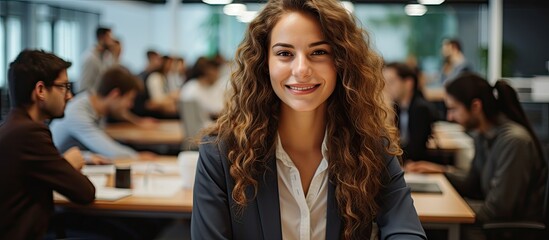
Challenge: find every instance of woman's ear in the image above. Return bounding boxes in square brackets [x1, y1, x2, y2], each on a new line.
[470, 98, 483, 114]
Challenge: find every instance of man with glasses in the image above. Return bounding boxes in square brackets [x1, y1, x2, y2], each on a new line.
[0, 50, 95, 239]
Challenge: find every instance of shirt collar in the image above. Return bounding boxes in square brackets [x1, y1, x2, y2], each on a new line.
[275, 130, 329, 168]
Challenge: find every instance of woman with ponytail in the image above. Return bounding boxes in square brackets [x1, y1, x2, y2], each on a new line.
[190, 0, 426, 239]
[407, 73, 547, 237]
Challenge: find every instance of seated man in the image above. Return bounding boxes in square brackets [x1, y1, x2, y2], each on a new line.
[51, 66, 155, 160]
[383, 62, 437, 162]
[406, 73, 547, 239]
[0, 50, 95, 239]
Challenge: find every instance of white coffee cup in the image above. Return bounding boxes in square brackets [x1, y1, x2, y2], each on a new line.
[178, 151, 199, 189]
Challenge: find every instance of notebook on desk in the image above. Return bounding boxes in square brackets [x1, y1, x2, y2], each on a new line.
[407, 182, 443, 194]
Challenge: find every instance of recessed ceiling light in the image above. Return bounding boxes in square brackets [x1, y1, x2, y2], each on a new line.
[202, 0, 233, 5]
[418, 0, 445, 5]
[223, 3, 246, 16]
[405, 4, 427, 16]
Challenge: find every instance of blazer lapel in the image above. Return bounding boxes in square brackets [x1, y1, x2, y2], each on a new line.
[326, 180, 342, 239]
[255, 155, 282, 240]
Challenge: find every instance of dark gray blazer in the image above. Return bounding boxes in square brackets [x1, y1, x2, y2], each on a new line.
[191, 137, 426, 240]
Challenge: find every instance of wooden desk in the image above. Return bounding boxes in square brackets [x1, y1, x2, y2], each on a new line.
[428, 121, 468, 151]
[56, 156, 192, 218]
[57, 159, 475, 239]
[411, 174, 475, 223]
[409, 173, 475, 240]
[104, 120, 183, 145]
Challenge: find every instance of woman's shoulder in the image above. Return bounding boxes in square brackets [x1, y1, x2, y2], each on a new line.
[198, 135, 228, 163]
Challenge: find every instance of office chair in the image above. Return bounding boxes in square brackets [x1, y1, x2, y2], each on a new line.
[177, 99, 210, 151]
[482, 158, 549, 240]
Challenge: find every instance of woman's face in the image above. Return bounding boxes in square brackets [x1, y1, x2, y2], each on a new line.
[268, 11, 337, 113]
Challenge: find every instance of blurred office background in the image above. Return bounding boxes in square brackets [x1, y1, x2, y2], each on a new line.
[1, 0, 548, 132]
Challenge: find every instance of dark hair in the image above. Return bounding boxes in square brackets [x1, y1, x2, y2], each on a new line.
[385, 62, 419, 91]
[96, 27, 111, 41]
[187, 57, 219, 80]
[445, 73, 543, 159]
[158, 55, 174, 74]
[7, 49, 72, 107]
[444, 38, 462, 52]
[146, 50, 159, 60]
[96, 67, 142, 97]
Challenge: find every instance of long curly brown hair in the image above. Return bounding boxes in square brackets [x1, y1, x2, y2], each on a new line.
[202, 0, 401, 238]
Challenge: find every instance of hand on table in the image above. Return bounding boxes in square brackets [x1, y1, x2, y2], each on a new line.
[138, 151, 157, 161]
[404, 160, 446, 174]
[63, 147, 85, 170]
[87, 154, 112, 165]
[135, 117, 159, 129]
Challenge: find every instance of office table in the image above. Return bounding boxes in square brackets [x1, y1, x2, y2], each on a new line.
[104, 120, 183, 145]
[56, 158, 475, 240]
[55, 156, 192, 218]
[409, 173, 475, 240]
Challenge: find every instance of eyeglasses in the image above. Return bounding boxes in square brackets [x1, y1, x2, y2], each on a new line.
[52, 82, 73, 94]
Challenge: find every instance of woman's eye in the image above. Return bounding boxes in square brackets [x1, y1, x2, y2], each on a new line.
[276, 51, 292, 57]
[312, 50, 328, 55]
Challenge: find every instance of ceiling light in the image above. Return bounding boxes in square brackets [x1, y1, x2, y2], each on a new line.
[237, 11, 258, 23]
[223, 3, 246, 16]
[418, 0, 445, 5]
[202, 0, 233, 5]
[405, 4, 427, 16]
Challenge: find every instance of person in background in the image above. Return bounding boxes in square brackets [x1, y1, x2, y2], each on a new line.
[133, 50, 163, 118]
[440, 38, 472, 84]
[167, 57, 186, 92]
[180, 56, 224, 119]
[191, 0, 426, 239]
[77, 27, 118, 92]
[406, 73, 547, 239]
[51, 66, 156, 161]
[137, 50, 163, 82]
[144, 56, 178, 118]
[0, 50, 95, 239]
[383, 62, 437, 162]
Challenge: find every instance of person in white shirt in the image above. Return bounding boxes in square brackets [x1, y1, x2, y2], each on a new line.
[190, 0, 426, 239]
[145, 56, 178, 117]
[180, 56, 225, 119]
[77, 27, 118, 92]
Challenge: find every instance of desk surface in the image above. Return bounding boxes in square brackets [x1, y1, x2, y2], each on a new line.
[409, 173, 475, 223]
[428, 121, 473, 152]
[104, 120, 183, 145]
[56, 158, 475, 224]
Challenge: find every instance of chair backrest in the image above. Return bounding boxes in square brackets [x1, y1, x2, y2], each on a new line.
[542, 145, 549, 223]
[178, 100, 210, 150]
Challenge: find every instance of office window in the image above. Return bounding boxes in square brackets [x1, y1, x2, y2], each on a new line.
[0, 17, 22, 87]
[0, 18, 4, 87]
[37, 21, 52, 52]
[54, 20, 80, 80]
[7, 17, 22, 68]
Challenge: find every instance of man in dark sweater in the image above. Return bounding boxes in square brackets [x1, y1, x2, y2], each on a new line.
[384, 62, 437, 162]
[0, 50, 95, 239]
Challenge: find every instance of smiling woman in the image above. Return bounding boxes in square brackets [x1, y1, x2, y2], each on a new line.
[268, 11, 337, 113]
[191, 0, 427, 239]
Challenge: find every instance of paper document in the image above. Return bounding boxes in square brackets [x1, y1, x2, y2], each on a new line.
[95, 187, 132, 201]
[132, 176, 182, 197]
[54, 187, 131, 201]
[82, 165, 115, 175]
[131, 162, 180, 175]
